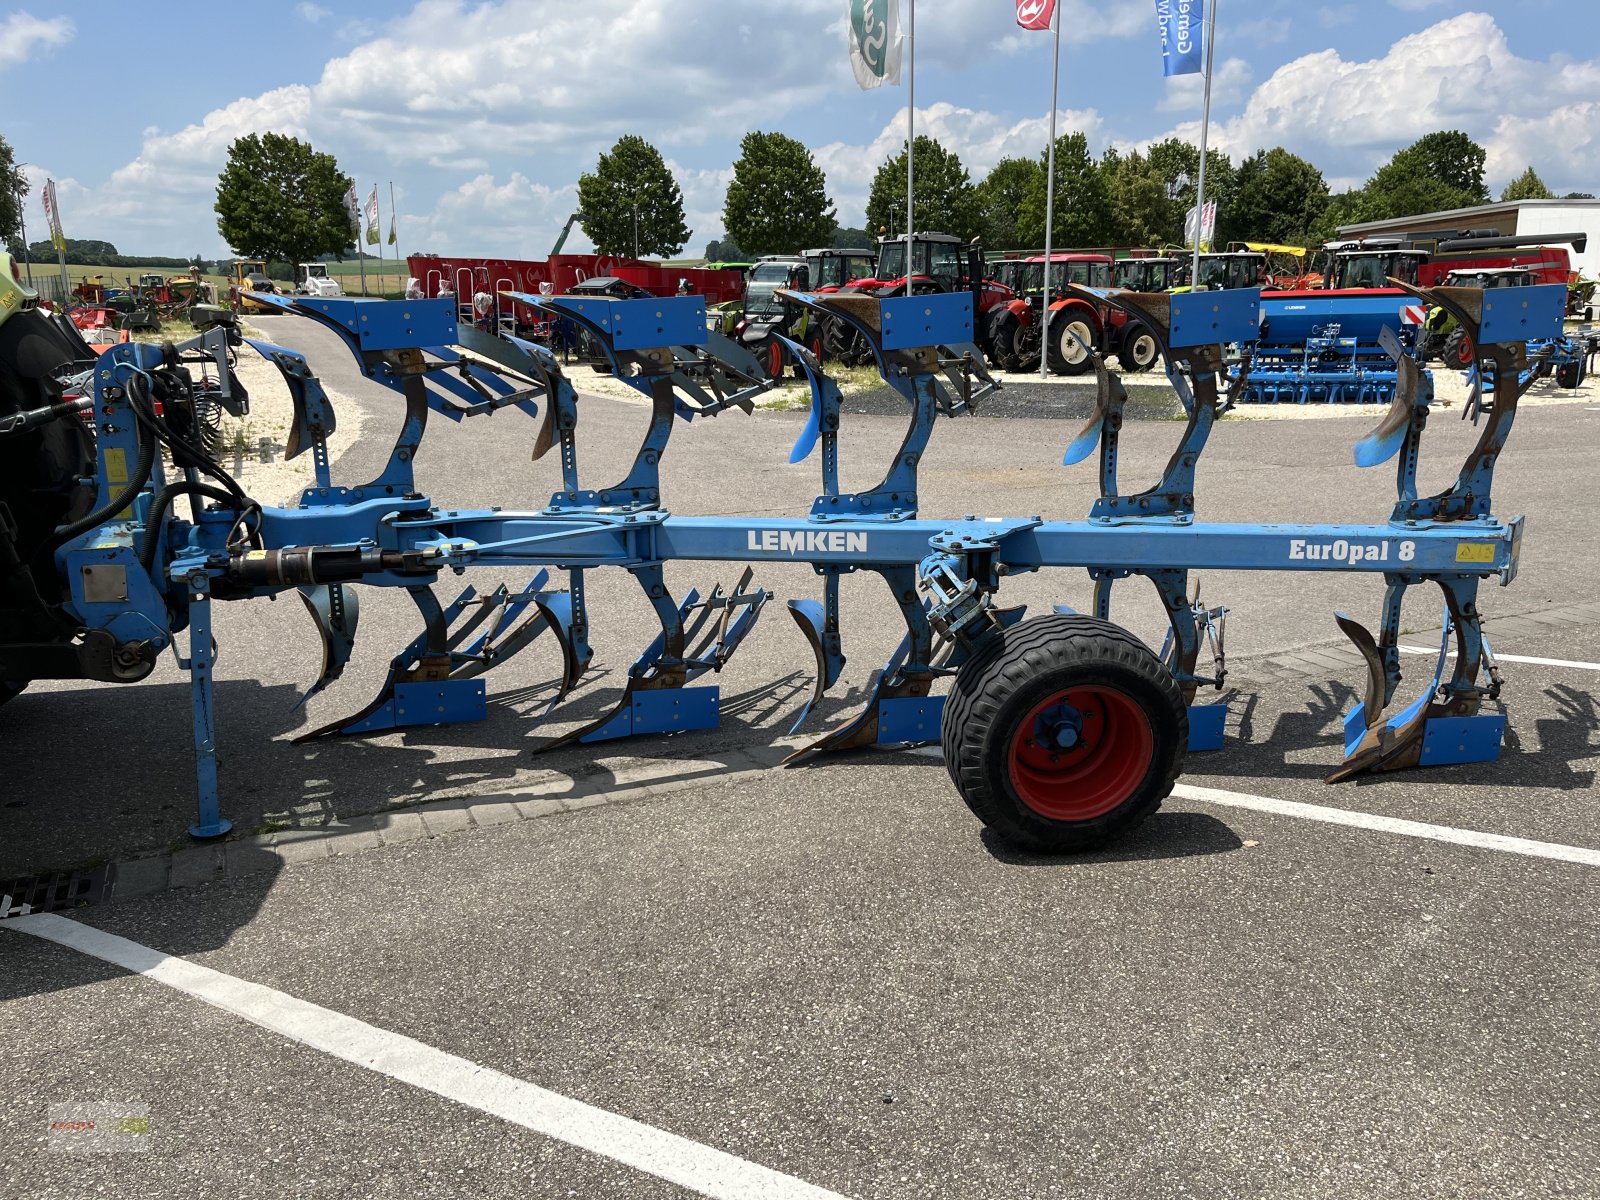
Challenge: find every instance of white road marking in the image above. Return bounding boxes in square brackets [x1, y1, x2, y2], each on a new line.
[5, 913, 851, 1200]
[1171, 783, 1600, 867]
[905, 747, 1600, 866]
[1398, 645, 1600, 671]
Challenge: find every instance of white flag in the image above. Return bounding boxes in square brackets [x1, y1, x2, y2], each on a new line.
[847, 0, 901, 89]
[344, 184, 361, 232]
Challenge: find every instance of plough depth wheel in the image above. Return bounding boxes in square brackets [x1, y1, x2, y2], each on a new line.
[941, 614, 1186, 852]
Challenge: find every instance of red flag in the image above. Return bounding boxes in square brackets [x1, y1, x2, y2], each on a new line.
[1015, 0, 1056, 30]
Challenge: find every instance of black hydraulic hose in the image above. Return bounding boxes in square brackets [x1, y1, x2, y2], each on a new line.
[137, 482, 240, 577]
[42, 422, 157, 556]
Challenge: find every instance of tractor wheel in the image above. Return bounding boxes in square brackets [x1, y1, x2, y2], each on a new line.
[1443, 326, 1475, 368]
[1118, 322, 1159, 373]
[1557, 358, 1586, 389]
[941, 613, 1186, 853]
[764, 338, 785, 381]
[796, 332, 823, 377]
[1046, 315, 1098, 376]
[0, 681, 25, 709]
[987, 312, 1022, 372]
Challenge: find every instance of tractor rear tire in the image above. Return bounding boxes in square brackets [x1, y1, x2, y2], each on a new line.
[941, 613, 1186, 853]
[1118, 322, 1159, 373]
[763, 338, 785, 381]
[1442, 326, 1475, 369]
[1046, 316, 1098, 377]
[795, 332, 823, 377]
[1557, 358, 1586, 389]
[0, 681, 25, 709]
[987, 312, 1022, 372]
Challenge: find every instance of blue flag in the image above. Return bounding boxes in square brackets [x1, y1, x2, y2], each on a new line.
[1157, 0, 1204, 77]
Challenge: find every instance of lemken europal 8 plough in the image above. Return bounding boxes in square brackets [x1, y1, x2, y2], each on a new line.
[0, 262, 1566, 850]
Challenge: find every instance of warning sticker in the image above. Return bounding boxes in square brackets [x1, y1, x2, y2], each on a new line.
[1455, 543, 1496, 564]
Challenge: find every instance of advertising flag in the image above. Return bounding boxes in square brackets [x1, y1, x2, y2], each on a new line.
[387, 214, 397, 246]
[1156, 0, 1204, 77]
[344, 184, 361, 232]
[365, 187, 380, 246]
[847, 0, 901, 89]
[1183, 200, 1217, 249]
[1015, 0, 1056, 31]
[43, 179, 66, 252]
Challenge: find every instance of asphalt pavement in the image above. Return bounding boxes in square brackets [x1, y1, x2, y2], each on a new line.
[3, 313, 1599, 1198]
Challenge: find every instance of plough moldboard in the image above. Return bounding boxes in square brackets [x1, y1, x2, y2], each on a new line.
[21, 277, 1567, 851]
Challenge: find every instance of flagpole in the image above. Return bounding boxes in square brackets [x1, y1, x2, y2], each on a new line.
[1040, 2, 1060, 380]
[382, 180, 392, 299]
[904, 0, 915, 297]
[1190, 0, 1218, 287]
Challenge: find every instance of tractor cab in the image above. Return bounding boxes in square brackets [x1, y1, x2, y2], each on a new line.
[137, 274, 167, 292]
[1325, 246, 1427, 291]
[1182, 251, 1266, 291]
[1114, 256, 1179, 293]
[1016, 253, 1113, 296]
[802, 248, 875, 292]
[872, 232, 966, 292]
[297, 262, 344, 297]
[1443, 266, 1537, 290]
[734, 256, 812, 379]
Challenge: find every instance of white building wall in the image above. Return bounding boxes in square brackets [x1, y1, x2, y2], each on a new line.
[1515, 203, 1600, 277]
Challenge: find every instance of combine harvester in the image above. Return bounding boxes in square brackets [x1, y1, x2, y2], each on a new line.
[0, 247, 1565, 852]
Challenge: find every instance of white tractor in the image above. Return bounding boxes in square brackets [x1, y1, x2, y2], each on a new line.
[297, 263, 344, 298]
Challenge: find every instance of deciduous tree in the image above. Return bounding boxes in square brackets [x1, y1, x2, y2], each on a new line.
[1224, 147, 1329, 247]
[1501, 166, 1554, 201]
[1018, 132, 1112, 248]
[577, 136, 691, 259]
[214, 134, 355, 270]
[722, 131, 835, 257]
[973, 157, 1041, 248]
[865, 136, 980, 241]
[0, 134, 27, 256]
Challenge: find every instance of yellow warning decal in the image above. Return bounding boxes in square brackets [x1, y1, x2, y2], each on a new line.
[1455, 543, 1496, 563]
[103, 447, 129, 485]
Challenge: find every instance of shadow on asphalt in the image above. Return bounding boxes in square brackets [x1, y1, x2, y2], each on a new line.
[978, 809, 1244, 864]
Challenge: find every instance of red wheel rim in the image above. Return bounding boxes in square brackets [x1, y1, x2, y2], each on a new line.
[768, 340, 784, 377]
[810, 335, 824, 362]
[1007, 685, 1154, 821]
[1455, 336, 1474, 366]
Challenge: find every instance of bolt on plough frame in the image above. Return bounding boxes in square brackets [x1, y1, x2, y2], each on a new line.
[49, 276, 1564, 849]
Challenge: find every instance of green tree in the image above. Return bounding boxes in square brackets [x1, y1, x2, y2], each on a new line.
[577, 135, 690, 258]
[973, 156, 1041, 248]
[1353, 130, 1490, 223]
[721, 131, 835, 257]
[214, 133, 355, 270]
[1102, 149, 1173, 246]
[1223, 147, 1329, 246]
[1146, 137, 1236, 243]
[1018, 132, 1112, 248]
[0, 134, 27, 255]
[830, 225, 874, 248]
[1501, 166, 1554, 202]
[704, 237, 746, 261]
[865, 135, 981, 241]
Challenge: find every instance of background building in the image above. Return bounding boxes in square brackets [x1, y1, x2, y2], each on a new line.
[1338, 198, 1599, 276]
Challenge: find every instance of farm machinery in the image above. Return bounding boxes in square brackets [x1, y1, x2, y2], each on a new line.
[0, 234, 1565, 851]
[986, 253, 1165, 375]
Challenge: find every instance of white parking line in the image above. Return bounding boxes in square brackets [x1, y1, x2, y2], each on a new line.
[5, 913, 851, 1200]
[1170, 783, 1600, 866]
[1399, 646, 1600, 671]
[910, 747, 1600, 866]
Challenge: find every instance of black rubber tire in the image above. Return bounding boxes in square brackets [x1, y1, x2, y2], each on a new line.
[0, 681, 25, 709]
[1556, 358, 1585, 389]
[1118, 322, 1159, 373]
[1045, 314, 1099, 376]
[941, 613, 1187, 852]
[987, 311, 1022, 372]
[1442, 326, 1474, 368]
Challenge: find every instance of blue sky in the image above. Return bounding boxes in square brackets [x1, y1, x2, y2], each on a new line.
[1, 0, 1594, 259]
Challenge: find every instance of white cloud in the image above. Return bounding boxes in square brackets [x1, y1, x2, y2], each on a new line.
[295, 2, 332, 23]
[0, 11, 74, 69]
[1150, 13, 1600, 195]
[1157, 56, 1251, 113]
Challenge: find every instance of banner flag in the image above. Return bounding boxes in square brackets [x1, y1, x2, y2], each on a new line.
[344, 184, 361, 232]
[847, 0, 901, 89]
[387, 214, 397, 246]
[1183, 200, 1217, 249]
[43, 180, 66, 252]
[365, 187, 380, 246]
[1015, 0, 1056, 31]
[1157, 0, 1204, 77]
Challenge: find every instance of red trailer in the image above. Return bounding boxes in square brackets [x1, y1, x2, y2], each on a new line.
[406, 252, 745, 335]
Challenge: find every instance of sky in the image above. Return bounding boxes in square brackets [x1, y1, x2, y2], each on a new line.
[1, 0, 1596, 261]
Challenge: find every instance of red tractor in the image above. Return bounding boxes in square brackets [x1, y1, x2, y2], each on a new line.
[985, 253, 1162, 375]
[819, 232, 1012, 364]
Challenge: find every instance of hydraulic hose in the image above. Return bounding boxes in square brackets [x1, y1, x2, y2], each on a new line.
[42, 421, 157, 557]
[137, 481, 241, 577]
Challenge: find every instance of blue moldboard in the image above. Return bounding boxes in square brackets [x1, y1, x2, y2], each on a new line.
[1478, 285, 1566, 345]
[546, 296, 708, 350]
[342, 678, 487, 734]
[294, 297, 458, 351]
[1187, 703, 1227, 752]
[581, 685, 720, 743]
[1418, 713, 1505, 766]
[875, 695, 946, 743]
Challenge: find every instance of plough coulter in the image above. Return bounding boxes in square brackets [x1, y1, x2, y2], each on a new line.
[0, 254, 1566, 851]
